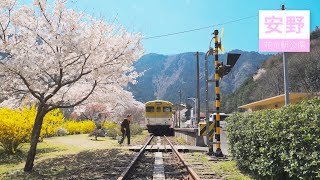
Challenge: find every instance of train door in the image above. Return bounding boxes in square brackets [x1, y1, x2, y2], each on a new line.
[156, 106, 161, 124]
[163, 106, 171, 126]
[155, 102, 162, 125]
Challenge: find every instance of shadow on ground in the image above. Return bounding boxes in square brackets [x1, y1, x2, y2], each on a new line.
[0, 147, 60, 166]
[4, 149, 135, 180]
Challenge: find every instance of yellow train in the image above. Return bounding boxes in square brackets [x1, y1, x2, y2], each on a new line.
[145, 100, 174, 136]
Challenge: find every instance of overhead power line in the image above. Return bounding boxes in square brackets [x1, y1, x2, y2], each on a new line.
[142, 15, 258, 40]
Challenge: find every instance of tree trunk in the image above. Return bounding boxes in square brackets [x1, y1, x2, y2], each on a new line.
[24, 104, 47, 172]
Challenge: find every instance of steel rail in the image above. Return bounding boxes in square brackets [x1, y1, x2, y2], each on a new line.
[117, 135, 154, 180]
[164, 135, 201, 180]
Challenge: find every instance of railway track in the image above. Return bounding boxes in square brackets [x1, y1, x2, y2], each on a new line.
[117, 135, 201, 180]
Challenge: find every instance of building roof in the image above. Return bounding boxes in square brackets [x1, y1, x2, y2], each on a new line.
[239, 93, 318, 111]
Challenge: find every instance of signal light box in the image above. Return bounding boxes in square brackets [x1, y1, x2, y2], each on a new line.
[259, 10, 310, 52]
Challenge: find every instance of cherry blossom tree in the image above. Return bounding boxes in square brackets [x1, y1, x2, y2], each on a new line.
[73, 87, 144, 120]
[0, 0, 143, 171]
[82, 103, 107, 120]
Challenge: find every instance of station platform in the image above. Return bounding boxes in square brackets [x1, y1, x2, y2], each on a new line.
[174, 121, 229, 155]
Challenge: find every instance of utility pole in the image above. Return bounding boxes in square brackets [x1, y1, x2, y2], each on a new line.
[196, 51, 200, 125]
[205, 51, 214, 154]
[178, 89, 181, 128]
[282, 4, 290, 105]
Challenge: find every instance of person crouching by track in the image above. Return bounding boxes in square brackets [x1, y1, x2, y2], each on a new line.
[119, 114, 131, 145]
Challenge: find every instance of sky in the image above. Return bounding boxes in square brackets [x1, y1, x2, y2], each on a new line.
[20, 0, 320, 55]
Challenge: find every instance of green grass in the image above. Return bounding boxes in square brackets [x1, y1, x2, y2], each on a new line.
[0, 131, 150, 176]
[130, 130, 150, 144]
[0, 141, 65, 174]
[190, 152, 252, 180]
[214, 161, 251, 180]
[176, 137, 187, 144]
[0, 131, 250, 179]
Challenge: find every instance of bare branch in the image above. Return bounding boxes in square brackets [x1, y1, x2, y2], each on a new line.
[61, 54, 92, 86]
[65, 56, 82, 68]
[38, 1, 52, 27]
[57, 8, 63, 30]
[0, 6, 13, 42]
[22, 25, 56, 54]
[15, 72, 43, 103]
[43, 67, 63, 102]
[4, 6, 13, 31]
[61, 82, 75, 100]
[37, 34, 56, 54]
[8, 86, 29, 95]
[47, 80, 98, 111]
[42, 69, 57, 85]
[80, 112, 89, 120]
[102, 40, 130, 67]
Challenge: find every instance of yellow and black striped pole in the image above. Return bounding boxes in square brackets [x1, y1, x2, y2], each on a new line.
[214, 30, 223, 157]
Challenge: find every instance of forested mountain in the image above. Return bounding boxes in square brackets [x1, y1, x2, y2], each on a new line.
[221, 28, 320, 113]
[128, 50, 272, 105]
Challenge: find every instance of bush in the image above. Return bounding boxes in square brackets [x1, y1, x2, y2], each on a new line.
[0, 107, 33, 154]
[57, 127, 68, 136]
[102, 120, 121, 139]
[42, 108, 65, 137]
[226, 98, 320, 179]
[63, 120, 96, 135]
[100, 121, 142, 139]
[79, 120, 96, 134]
[89, 129, 105, 140]
[107, 128, 121, 140]
[130, 123, 143, 135]
[0, 105, 65, 154]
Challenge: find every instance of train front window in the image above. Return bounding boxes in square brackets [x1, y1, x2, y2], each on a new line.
[146, 106, 154, 112]
[163, 106, 172, 112]
[157, 107, 161, 112]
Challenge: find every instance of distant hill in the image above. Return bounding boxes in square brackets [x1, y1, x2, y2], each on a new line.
[221, 28, 320, 113]
[128, 50, 272, 105]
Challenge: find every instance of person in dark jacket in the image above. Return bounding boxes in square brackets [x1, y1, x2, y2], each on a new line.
[119, 114, 131, 145]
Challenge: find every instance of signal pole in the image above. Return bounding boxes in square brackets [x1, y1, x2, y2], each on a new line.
[213, 30, 223, 157]
[282, 4, 290, 105]
[196, 52, 200, 125]
[205, 28, 240, 157]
